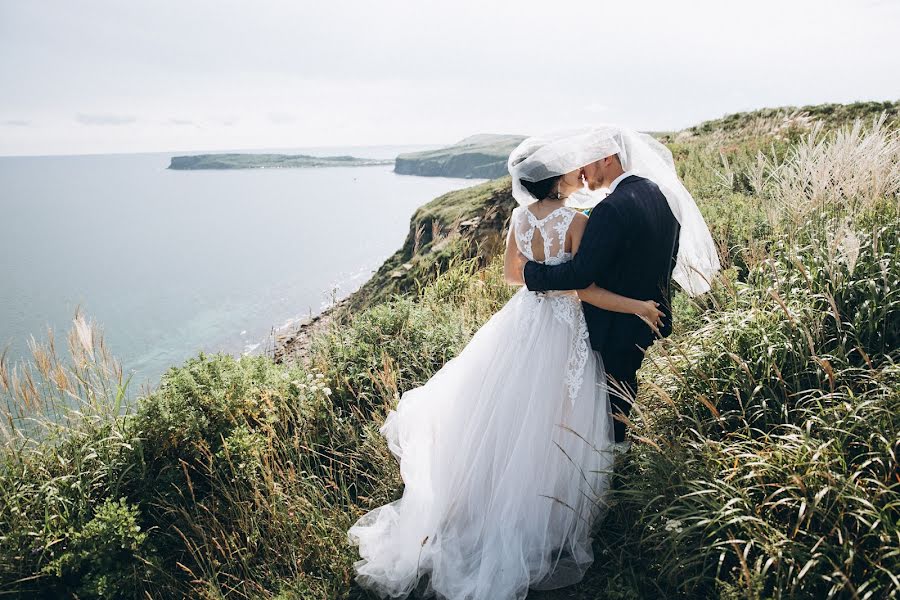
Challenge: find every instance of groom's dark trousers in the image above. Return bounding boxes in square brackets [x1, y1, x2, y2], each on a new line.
[523, 175, 680, 443]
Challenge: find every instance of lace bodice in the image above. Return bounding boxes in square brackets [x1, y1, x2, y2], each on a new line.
[507, 204, 590, 408]
[511, 205, 577, 265]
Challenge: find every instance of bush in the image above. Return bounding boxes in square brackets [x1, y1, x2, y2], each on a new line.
[40, 498, 152, 600]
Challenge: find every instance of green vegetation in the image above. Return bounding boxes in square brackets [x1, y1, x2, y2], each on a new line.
[2, 102, 898, 598]
[394, 134, 526, 179]
[168, 153, 392, 170]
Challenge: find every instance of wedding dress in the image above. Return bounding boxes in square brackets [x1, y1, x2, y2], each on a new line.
[347, 204, 616, 600]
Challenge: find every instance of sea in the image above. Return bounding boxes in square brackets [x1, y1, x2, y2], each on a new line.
[0, 145, 483, 397]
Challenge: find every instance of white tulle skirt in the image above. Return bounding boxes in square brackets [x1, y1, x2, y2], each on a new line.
[347, 288, 616, 600]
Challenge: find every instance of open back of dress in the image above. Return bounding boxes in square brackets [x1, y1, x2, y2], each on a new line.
[511, 205, 577, 265]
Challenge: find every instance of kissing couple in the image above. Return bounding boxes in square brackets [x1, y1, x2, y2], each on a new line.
[348, 125, 721, 600]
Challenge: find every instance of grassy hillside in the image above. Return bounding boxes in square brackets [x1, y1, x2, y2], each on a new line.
[1, 101, 898, 599]
[683, 100, 899, 138]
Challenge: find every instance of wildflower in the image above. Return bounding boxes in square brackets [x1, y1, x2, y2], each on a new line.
[323, 387, 332, 396]
[307, 373, 314, 381]
[664, 518, 684, 534]
[315, 373, 324, 379]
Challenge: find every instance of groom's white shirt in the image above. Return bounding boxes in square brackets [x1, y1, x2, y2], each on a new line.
[606, 170, 635, 194]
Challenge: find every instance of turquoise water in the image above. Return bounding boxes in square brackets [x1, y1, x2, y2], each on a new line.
[0, 146, 481, 395]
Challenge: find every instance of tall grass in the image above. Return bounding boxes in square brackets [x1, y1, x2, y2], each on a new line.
[610, 202, 899, 598]
[1, 320, 380, 597]
[764, 114, 900, 228]
[1, 310, 148, 598]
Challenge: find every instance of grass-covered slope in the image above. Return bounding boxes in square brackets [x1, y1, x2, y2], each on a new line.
[683, 100, 899, 138]
[394, 134, 526, 178]
[1, 101, 898, 599]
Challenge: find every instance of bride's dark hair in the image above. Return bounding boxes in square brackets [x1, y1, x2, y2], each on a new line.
[520, 175, 562, 201]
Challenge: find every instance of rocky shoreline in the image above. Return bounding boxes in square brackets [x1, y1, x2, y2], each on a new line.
[270, 296, 348, 365]
[272, 177, 517, 365]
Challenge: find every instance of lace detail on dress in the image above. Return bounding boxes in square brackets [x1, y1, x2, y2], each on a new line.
[509, 206, 590, 407]
[516, 225, 536, 261]
[512, 205, 576, 264]
[549, 295, 591, 406]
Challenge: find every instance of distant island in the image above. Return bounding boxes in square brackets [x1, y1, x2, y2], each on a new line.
[168, 135, 528, 178]
[168, 153, 394, 170]
[394, 134, 526, 179]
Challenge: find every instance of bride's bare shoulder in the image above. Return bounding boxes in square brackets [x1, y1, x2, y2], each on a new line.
[569, 209, 589, 229]
[566, 209, 589, 251]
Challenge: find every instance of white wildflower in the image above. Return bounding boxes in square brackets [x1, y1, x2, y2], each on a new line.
[323, 387, 332, 396]
[664, 518, 684, 534]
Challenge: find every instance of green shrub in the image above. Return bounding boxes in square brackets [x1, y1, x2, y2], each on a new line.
[40, 497, 152, 600]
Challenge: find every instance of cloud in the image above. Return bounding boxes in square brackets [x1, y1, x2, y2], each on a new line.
[75, 113, 138, 126]
[584, 103, 609, 113]
[168, 118, 198, 126]
[3, 119, 31, 127]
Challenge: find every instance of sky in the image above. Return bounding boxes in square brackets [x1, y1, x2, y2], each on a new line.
[1, 0, 899, 157]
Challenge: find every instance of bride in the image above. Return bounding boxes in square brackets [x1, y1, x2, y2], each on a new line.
[346, 132, 668, 600]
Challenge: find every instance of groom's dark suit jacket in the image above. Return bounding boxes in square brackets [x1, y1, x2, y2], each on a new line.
[523, 175, 680, 381]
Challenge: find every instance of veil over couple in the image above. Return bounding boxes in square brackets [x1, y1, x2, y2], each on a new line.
[347, 126, 721, 599]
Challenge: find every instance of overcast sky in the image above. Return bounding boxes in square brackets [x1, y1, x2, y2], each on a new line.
[1, 0, 898, 156]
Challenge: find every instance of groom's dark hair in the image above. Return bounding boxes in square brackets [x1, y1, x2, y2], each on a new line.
[520, 175, 562, 201]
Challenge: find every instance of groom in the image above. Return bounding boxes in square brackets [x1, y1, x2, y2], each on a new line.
[522, 152, 680, 447]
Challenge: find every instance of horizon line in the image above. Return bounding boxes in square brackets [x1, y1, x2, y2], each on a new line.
[0, 141, 457, 160]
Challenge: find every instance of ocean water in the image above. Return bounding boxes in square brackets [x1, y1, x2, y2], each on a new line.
[0, 146, 482, 396]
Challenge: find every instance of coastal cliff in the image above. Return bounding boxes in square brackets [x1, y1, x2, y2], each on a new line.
[394, 133, 525, 179]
